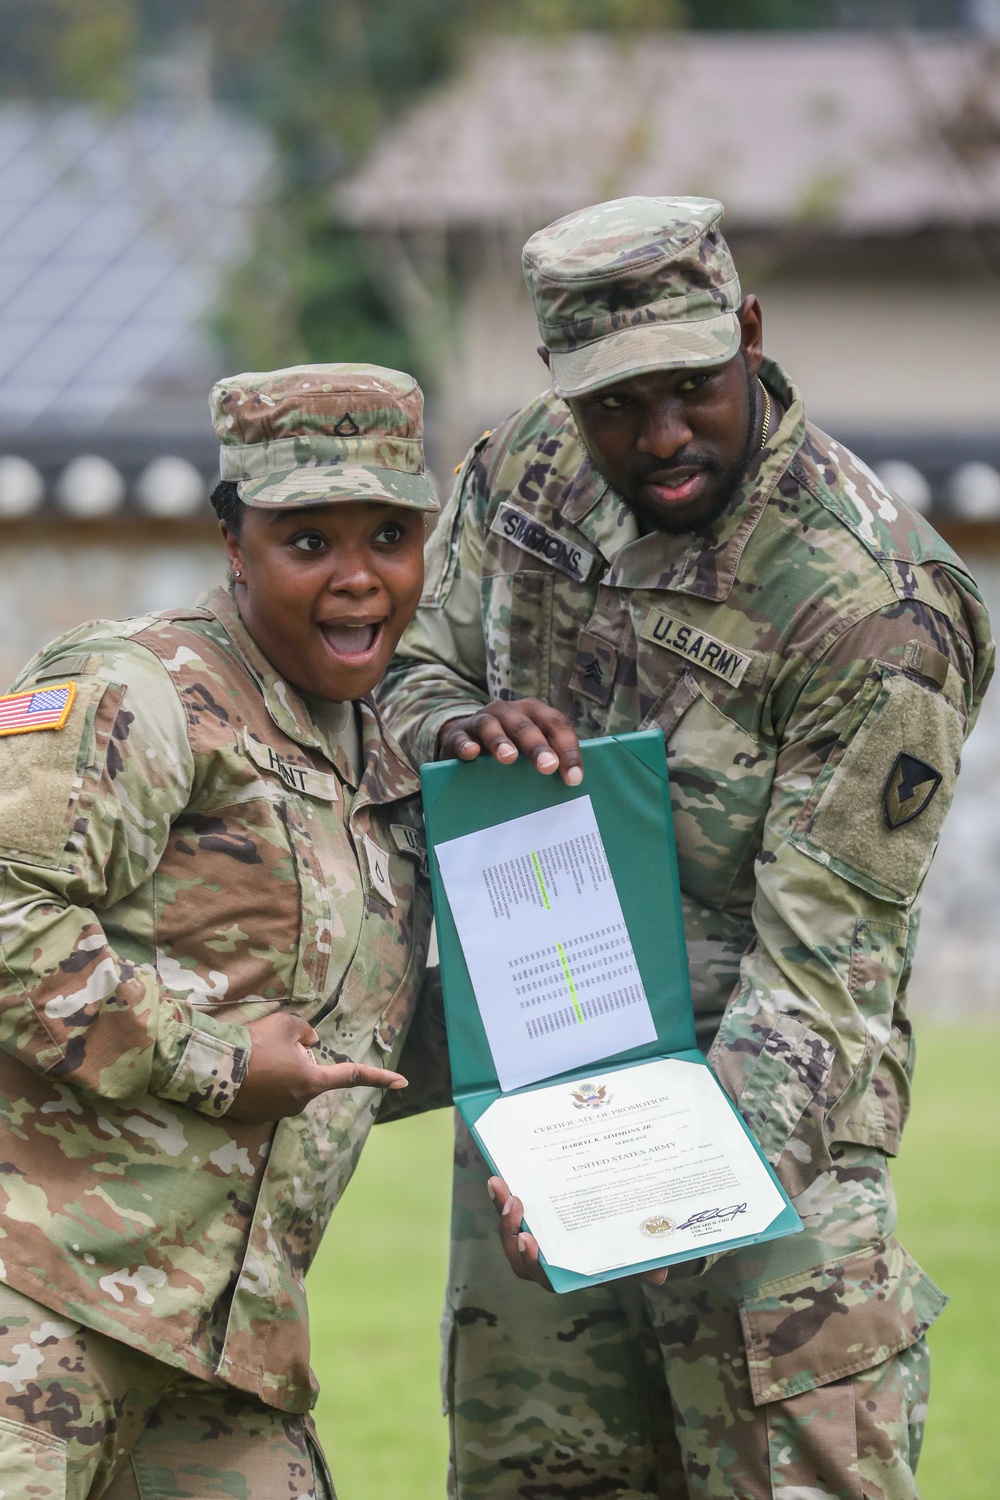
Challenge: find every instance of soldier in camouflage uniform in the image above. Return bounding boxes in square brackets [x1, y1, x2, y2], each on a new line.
[378, 200, 995, 1499]
[0, 364, 440, 1498]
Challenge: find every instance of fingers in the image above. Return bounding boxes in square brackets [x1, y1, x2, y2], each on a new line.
[440, 701, 583, 786]
[510, 702, 583, 787]
[487, 1176, 553, 1292]
[439, 718, 484, 762]
[643, 1265, 669, 1286]
[312, 1062, 408, 1095]
[440, 712, 516, 766]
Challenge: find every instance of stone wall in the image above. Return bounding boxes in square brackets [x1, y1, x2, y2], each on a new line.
[0, 527, 225, 687]
[909, 559, 1000, 1016]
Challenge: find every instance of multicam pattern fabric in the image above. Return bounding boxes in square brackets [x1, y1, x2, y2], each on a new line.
[446, 1127, 937, 1499]
[522, 197, 742, 396]
[0, 587, 432, 1415]
[379, 358, 994, 1498]
[0, 1281, 335, 1500]
[211, 361, 439, 512]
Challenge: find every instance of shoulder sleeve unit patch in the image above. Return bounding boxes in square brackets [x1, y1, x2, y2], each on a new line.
[883, 753, 942, 829]
[0, 682, 77, 737]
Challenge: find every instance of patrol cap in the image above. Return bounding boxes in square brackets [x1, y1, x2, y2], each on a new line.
[210, 362, 439, 512]
[522, 197, 742, 399]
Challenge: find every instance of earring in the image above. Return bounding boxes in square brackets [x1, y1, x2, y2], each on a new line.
[233, 569, 241, 579]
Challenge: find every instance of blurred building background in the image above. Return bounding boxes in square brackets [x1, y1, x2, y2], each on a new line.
[0, 0, 997, 1008]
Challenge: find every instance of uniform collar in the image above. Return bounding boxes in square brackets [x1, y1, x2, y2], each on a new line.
[576, 359, 806, 599]
[203, 586, 420, 805]
[205, 586, 329, 753]
[558, 451, 641, 559]
[355, 698, 423, 810]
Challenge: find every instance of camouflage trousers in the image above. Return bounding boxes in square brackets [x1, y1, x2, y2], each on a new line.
[0, 1282, 334, 1500]
[445, 1117, 946, 1500]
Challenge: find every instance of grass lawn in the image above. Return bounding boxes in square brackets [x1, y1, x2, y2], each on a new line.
[310, 1025, 1000, 1499]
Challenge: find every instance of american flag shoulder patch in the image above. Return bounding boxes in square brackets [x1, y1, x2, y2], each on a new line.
[0, 682, 78, 738]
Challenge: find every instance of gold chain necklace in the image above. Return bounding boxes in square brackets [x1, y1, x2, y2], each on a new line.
[759, 381, 771, 448]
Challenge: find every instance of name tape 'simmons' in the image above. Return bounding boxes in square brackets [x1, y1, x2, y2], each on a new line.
[640, 608, 754, 688]
[490, 502, 599, 585]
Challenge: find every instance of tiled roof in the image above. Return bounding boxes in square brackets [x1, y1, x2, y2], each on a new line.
[342, 32, 1000, 232]
[0, 102, 272, 433]
[0, 427, 998, 527]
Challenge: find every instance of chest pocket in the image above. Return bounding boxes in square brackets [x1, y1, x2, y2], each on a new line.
[631, 606, 774, 908]
[480, 570, 553, 700]
[482, 506, 606, 707]
[154, 736, 335, 1014]
[481, 567, 607, 712]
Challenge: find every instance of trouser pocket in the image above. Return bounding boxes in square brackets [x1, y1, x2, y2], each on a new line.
[740, 1238, 942, 1500]
[304, 1418, 337, 1500]
[739, 1238, 944, 1406]
[765, 1338, 930, 1500]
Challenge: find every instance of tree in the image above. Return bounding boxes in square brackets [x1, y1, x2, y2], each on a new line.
[0, 0, 974, 377]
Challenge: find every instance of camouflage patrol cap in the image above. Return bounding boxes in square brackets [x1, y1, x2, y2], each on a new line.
[210, 362, 439, 512]
[522, 197, 742, 399]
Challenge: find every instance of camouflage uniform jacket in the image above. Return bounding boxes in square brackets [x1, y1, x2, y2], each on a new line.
[0, 587, 432, 1413]
[380, 360, 994, 1203]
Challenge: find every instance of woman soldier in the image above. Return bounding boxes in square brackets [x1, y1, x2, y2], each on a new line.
[0, 364, 439, 1498]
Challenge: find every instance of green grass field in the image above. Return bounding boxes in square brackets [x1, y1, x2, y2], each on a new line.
[310, 1025, 1000, 1498]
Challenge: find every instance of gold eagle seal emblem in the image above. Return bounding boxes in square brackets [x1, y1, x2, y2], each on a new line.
[640, 1215, 677, 1238]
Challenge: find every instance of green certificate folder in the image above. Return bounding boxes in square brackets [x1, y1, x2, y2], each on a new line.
[421, 727, 801, 1292]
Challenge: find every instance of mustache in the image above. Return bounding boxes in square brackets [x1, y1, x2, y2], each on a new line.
[632, 451, 720, 482]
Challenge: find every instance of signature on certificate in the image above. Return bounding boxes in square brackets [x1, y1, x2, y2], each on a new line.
[676, 1203, 748, 1232]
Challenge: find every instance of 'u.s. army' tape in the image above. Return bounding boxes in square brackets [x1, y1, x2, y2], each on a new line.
[640, 608, 758, 688]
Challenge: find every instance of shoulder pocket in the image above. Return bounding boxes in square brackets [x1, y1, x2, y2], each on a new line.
[788, 665, 965, 905]
[0, 679, 123, 868]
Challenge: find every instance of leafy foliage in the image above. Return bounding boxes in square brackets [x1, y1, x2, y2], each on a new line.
[0, 0, 975, 374]
[0, 0, 137, 105]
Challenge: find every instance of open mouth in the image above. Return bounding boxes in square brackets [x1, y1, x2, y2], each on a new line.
[644, 470, 708, 505]
[318, 621, 384, 659]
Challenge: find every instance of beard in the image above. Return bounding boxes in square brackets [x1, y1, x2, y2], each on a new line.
[586, 361, 762, 538]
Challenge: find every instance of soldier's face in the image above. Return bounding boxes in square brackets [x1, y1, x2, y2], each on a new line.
[223, 501, 425, 702]
[567, 298, 765, 535]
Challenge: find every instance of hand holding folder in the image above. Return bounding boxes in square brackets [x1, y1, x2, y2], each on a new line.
[421, 728, 801, 1293]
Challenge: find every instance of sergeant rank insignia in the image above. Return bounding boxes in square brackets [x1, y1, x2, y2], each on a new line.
[883, 752, 943, 829]
[0, 682, 76, 737]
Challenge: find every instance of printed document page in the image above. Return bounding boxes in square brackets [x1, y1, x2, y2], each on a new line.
[475, 1058, 786, 1277]
[435, 796, 657, 1091]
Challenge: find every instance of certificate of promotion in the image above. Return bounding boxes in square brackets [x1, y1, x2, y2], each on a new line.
[435, 796, 657, 1091]
[475, 1058, 786, 1277]
[421, 729, 801, 1289]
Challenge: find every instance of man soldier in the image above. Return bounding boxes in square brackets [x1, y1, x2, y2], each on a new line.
[379, 197, 994, 1500]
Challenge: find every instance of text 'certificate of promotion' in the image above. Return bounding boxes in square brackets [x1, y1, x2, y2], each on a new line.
[475, 1058, 786, 1277]
[434, 797, 657, 1091]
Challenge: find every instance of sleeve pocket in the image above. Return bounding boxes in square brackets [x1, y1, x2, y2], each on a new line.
[0, 680, 119, 868]
[788, 665, 965, 906]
